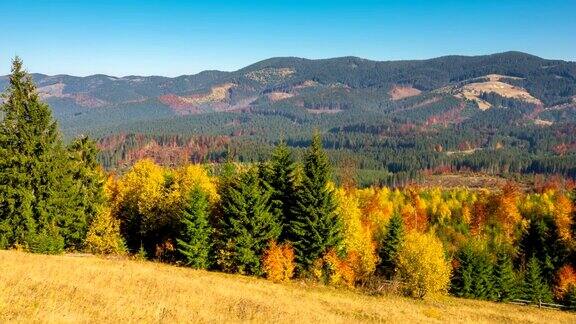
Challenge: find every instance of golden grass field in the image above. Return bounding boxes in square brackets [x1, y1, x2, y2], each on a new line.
[1, 250, 575, 323]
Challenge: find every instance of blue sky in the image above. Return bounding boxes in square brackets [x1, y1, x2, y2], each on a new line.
[1, 0, 575, 76]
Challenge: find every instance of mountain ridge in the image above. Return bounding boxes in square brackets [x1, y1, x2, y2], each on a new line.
[2, 51, 574, 80]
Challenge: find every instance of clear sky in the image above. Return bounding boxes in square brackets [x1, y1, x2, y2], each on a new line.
[1, 0, 575, 77]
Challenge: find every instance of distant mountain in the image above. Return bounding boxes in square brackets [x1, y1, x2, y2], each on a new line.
[2, 51, 575, 121]
[1, 52, 575, 181]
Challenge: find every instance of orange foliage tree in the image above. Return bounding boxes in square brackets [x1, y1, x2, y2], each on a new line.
[262, 241, 295, 283]
[554, 265, 576, 300]
[312, 249, 356, 287]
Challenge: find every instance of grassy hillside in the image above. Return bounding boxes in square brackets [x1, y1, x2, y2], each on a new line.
[1, 251, 574, 323]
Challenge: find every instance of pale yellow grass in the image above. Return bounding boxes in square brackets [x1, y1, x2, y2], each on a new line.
[1, 251, 575, 323]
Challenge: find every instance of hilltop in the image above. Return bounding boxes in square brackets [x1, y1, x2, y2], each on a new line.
[1, 250, 575, 323]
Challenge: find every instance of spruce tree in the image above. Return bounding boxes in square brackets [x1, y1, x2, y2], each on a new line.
[0, 58, 65, 251]
[62, 136, 105, 249]
[0, 58, 102, 252]
[473, 252, 496, 300]
[260, 140, 297, 241]
[452, 243, 496, 300]
[176, 186, 212, 269]
[288, 133, 342, 272]
[521, 216, 567, 284]
[377, 212, 404, 278]
[523, 256, 553, 303]
[215, 168, 280, 275]
[451, 244, 476, 298]
[494, 252, 518, 302]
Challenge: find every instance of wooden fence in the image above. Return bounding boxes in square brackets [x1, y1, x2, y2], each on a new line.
[509, 299, 570, 311]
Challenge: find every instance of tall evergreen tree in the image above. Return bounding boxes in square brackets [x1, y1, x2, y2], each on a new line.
[377, 212, 404, 278]
[176, 186, 213, 269]
[451, 244, 476, 298]
[0, 58, 65, 251]
[523, 256, 553, 303]
[288, 133, 342, 272]
[260, 140, 298, 241]
[62, 136, 105, 249]
[451, 242, 496, 300]
[494, 252, 518, 302]
[215, 168, 280, 275]
[521, 216, 567, 283]
[0, 58, 102, 252]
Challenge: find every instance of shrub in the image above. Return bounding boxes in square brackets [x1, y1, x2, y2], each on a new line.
[312, 249, 355, 287]
[26, 230, 65, 255]
[565, 284, 576, 309]
[85, 208, 126, 255]
[396, 231, 451, 299]
[262, 241, 295, 282]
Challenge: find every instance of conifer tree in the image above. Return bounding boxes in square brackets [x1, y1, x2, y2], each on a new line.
[0, 58, 66, 252]
[494, 252, 518, 301]
[523, 256, 553, 303]
[62, 136, 105, 249]
[176, 186, 212, 269]
[473, 252, 496, 300]
[377, 212, 404, 278]
[260, 140, 298, 241]
[215, 168, 280, 275]
[288, 133, 342, 272]
[0, 58, 103, 252]
[521, 216, 566, 283]
[452, 243, 496, 300]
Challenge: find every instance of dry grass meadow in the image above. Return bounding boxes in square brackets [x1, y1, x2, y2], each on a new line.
[1, 250, 575, 323]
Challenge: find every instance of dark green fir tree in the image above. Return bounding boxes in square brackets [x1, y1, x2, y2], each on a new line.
[259, 140, 298, 241]
[176, 186, 213, 269]
[0, 58, 102, 253]
[452, 242, 496, 300]
[215, 168, 280, 275]
[288, 133, 342, 273]
[0, 58, 64, 252]
[377, 212, 404, 278]
[494, 251, 518, 302]
[523, 256, 553, 303]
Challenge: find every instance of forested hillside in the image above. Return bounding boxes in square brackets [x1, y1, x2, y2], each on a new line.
[2, 59, 576, 311]
[1, 51, 576, 185]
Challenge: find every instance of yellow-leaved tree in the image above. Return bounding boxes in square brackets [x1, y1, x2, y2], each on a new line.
[85, 207, 126, 255]
[396, 231, 451, 299]
[553, 192, 573, 245]
[335, 188, 377, 281]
